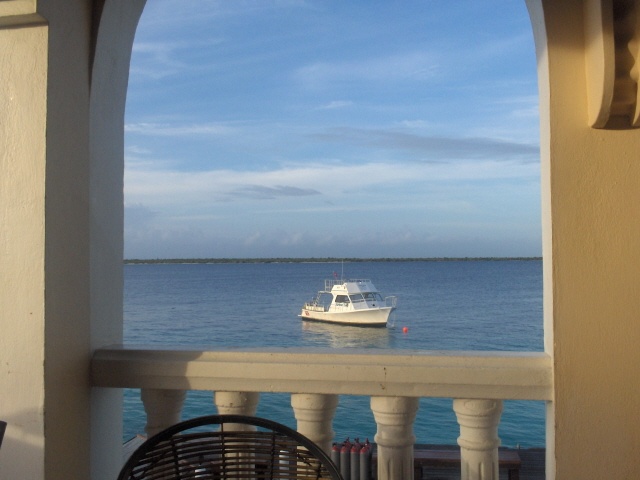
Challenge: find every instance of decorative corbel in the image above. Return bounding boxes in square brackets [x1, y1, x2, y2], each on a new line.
[585, 0, 640, 129]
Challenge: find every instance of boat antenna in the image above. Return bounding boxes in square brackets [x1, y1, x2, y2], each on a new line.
[341, 260, 344, 281]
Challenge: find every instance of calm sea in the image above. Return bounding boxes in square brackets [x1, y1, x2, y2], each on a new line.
[123, 260, 545, 447]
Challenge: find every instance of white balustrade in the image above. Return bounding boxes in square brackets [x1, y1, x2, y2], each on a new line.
[93, 347, 551, 480]
[291, 393, 338, 453]
[140, 388, 186, 437]
[371, 396, 419, 480]
[454, 399, 503, 480]
[215, 391, 260, 431]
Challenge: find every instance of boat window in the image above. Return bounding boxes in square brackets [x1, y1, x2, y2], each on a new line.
[362, 292, 384, 302]
[316, 292, 333, 306]
[350, 294, 365, 303]
[335, 295, 350, 303]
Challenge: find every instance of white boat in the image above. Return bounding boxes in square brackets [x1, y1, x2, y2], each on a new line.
[299, 278, 397, 327]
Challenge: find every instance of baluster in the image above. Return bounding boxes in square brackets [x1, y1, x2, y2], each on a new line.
[141, 388, 186, 437]
[453, 399, 503, 480]
[291, 393, 338, 453]
[371, 396, 419, 480]
[214, 391, 260, 431]
[214, 391, 261, 479]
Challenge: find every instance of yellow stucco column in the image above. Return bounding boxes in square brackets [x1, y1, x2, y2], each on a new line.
[528, 1, 640, 478]
[1, 1, 144, 478]
[0, 11, 49, 480]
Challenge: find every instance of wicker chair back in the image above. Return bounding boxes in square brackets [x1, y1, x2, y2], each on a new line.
[118, 414, 343, 480]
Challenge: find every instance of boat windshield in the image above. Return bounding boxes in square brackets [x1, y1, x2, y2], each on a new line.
[349, 293, 365, 303]
[335, 295, 350, 304]
[364, 292, 383, 302]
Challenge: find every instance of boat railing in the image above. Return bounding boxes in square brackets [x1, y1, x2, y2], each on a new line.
[325, 278, 340, 290]
[303, 301, 328, 312]
[324, 278, 371, 290]
[385, 295, 398, 308]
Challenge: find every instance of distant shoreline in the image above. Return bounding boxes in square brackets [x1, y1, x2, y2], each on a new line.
[124, 257, 542, 265]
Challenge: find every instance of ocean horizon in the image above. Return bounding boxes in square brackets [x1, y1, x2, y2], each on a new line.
[124, 256, 542, 263]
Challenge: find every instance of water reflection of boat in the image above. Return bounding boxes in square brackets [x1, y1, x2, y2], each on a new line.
[299, 278, 397, 327]
[301, 321, 391, 349]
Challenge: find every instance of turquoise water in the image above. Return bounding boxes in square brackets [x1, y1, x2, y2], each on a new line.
[123, 260, 545, 447]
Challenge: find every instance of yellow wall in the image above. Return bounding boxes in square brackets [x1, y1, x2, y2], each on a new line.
[530, 0, 640, 478]
[0, 18, 49, 479]
[1, 1, 144, 478]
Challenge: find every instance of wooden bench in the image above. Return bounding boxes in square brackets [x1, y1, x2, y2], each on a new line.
[413, 448, 521, 480]
[373, 448, 521, 480]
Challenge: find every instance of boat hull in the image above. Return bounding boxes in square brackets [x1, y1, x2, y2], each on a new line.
[298, 307, 393, 327]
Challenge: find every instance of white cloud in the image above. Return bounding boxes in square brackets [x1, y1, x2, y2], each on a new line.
[124, 156, 538, 212]
[294, 52, 440, 90]
[318, 100, 354, 110]
[125, 122, 237, 137]
[311, 127, 539, 162]
[398, 119, 436, 130]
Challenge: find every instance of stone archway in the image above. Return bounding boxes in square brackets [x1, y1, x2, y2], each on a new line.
[89, 3, 147, 478]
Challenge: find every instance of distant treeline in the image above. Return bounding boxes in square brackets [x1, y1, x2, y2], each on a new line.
[124, 257, 541, 265]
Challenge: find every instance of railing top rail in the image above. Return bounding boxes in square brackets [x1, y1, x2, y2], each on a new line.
[92, 346, 552, 401]
[324, 278, 372, 290]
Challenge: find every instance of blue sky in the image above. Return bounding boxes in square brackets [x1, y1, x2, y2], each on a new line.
[124, 0, 540, 259]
